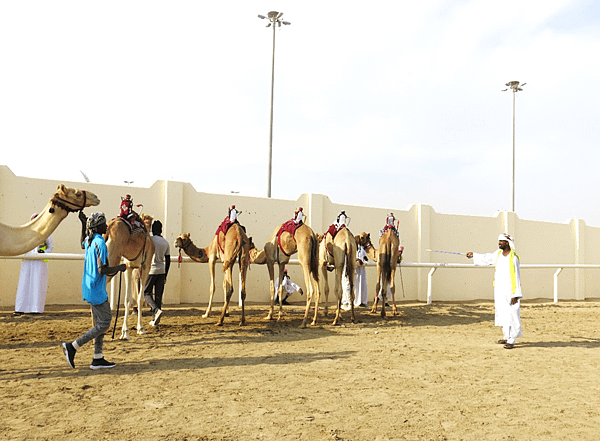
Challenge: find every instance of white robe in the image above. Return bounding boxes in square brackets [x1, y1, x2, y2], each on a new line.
[342, 247, 369, 308]
[15, 236, 54, 313]
[274, 276, 301, 302]
[473, 250, 523, 340]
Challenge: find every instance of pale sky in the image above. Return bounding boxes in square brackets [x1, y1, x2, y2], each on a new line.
[1, 1, 599, 226]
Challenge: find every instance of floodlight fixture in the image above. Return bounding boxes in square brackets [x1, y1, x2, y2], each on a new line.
[257, 11, 291, 198]
[502, 81, 526, 212]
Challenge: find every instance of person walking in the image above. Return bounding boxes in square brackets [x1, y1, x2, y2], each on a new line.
[144, 220, 170, 327]
[61, 212, 126, 370]
[14, 214, 54, 315]
[466, 233, 523, 349]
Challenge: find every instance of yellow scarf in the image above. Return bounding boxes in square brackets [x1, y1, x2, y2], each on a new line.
[494, 249, 520, 294]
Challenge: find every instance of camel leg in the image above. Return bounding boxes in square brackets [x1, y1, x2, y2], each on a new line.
[332, 264, 344, 326]
[120, 268, 133, 340]
[136, 268, 148, 334]
[371, 264, 382, 314]
[217, 268, 234, 326]
[276, 264, 285, 321]
[203, 260, 217, 318]
[238, 261, 248, 326]
[298, 259, 314, 328]
[310, 276, 320, 326]
[265, 261, 276, 321]
[390, 268, 398, 316]
[321, 265, 330, 317]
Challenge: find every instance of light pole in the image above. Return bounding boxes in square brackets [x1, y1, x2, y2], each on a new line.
[502, 81, 526, 212]
[258, 11, 291, 198]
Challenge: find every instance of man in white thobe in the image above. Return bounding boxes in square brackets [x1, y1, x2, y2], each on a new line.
[467, 233, 522, 349]
[15, 215, 54, 315]
[274, 270, 303, 305]
[342, 246, 369, 310]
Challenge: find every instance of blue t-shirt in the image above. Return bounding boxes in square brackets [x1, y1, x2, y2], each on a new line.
[82, 234, 109, 305]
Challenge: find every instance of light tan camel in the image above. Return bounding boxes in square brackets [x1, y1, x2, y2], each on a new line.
[369, 229, 400, 317]
[317, 227, 358, 325]
[105, 214, 155, 339]
[0, 184, 100, 256]
[174, 225, 250, 326]
[258, 222, 320, 328]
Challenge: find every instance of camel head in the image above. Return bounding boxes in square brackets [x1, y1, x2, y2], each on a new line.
[174, 233, 191, 250]
[140, 213, 154, 232]
[248, 236, 267, 265]
[355, 232, 373, 248]
[175, 233, 208, 262]
[49, 184, 100, 215]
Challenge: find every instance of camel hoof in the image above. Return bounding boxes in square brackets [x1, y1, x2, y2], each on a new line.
[239, 321, 245, 327]
[310, 320, 317, 327]
[300, 323, 307, 329]
[216, 322, 224, 327]
[202, 313, 209, 319]
[119, 331, 130, 340]
[137, 328, 147, 335]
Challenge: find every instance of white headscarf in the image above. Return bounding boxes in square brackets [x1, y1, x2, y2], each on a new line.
[498, 233, 515, 252]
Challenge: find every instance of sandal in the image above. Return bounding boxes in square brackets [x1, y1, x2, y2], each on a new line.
[503, 343, 515, 349]
[497, 339, 507, 344]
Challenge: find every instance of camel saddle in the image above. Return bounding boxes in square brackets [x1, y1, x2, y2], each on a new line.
[118, 214, 146, 235]
[215, 217, 235, 253]
[276, 220, 302, 256]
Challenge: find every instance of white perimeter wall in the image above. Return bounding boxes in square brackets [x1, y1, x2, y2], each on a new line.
[1, 165, 599, 308]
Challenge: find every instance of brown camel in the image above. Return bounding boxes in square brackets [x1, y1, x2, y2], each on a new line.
[258, 221, 320, 328]
[317, 227, 358, 325]
[174, 225, 250, 326]
[0, 184, 100, 256]
[105, 214, 155, 339]
[368, 229, 400, 317]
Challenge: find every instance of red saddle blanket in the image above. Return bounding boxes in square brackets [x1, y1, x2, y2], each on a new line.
[215, 217, 234, 253]
[276, 220, 302, 256]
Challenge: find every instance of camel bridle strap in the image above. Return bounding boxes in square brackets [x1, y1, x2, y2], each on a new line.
[51, 190, 87, 213]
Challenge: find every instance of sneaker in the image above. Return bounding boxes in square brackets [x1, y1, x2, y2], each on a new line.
[62, 342, 76, 369]
[90, 357, 116, 370]
[150, 309, 162, 327]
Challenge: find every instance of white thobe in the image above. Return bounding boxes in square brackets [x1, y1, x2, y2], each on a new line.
[15, 236, 54, 313]
[342, 247, 369, 308]
[474, 250, 523, 343]
[274, 276, 301, 302]
[229, 208, 238, 223]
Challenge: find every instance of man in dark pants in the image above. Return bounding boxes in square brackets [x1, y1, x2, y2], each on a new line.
[62, 212, 126, 370]
[144, 220, 170, 327]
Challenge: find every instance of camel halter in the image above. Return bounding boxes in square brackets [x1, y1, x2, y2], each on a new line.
[50, 190, 87, 213]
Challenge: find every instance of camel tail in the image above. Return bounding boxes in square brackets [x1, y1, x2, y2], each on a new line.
[309, 234, 320, 283]
[345, 243, 353, 281]
[380, 250, 392, 290]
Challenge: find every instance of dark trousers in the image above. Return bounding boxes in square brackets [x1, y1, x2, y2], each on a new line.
[144, 273, 166, 312]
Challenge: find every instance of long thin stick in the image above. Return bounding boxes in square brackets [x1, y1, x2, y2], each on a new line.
[426, 249, 467, 256]
[111, 272, 122, 339]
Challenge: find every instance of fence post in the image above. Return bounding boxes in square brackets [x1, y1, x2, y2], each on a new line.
[553, 268, 563, 303]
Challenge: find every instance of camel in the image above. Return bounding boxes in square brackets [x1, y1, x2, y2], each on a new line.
[0, 184, 100, 256]
[257, 221, 320, 328]
[105, 214, 155, 339]
[174, 224, 250, 326]
[366, 229, 400, 317]
[317, 226, 358, 326]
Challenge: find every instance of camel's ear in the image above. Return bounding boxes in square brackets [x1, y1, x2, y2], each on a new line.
[58, 184, 67, 193]
[366, 233, 371, 241]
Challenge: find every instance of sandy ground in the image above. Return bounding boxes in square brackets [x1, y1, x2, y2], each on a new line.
[2, 299, 600, 441]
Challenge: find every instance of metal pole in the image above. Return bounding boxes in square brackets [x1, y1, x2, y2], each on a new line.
[511, 89, 516, 212]
[267, 22, 276, 198]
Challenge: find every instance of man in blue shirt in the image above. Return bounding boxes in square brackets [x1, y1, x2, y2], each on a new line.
[61, 212, 126, 370]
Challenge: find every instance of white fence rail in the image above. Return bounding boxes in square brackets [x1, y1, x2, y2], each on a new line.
[5, 253, 600, 304]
